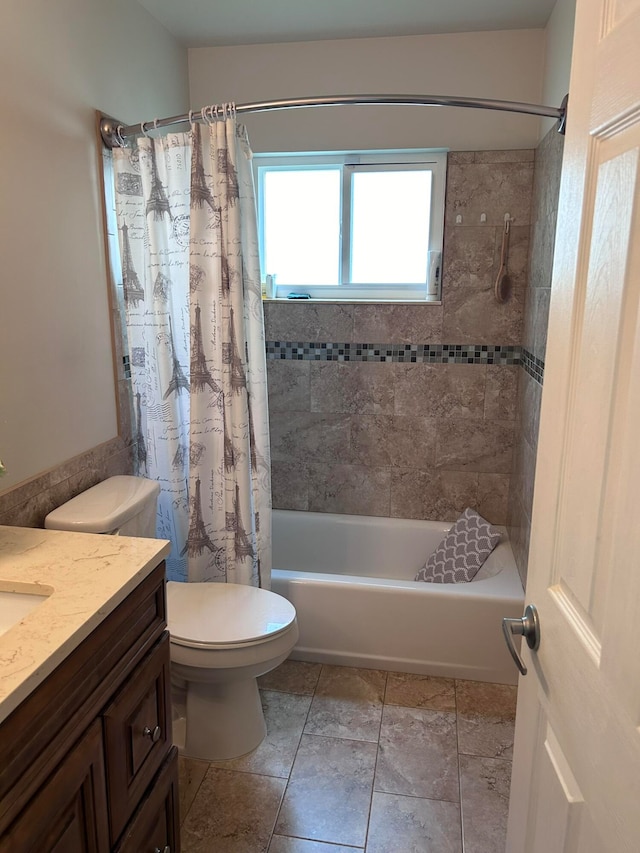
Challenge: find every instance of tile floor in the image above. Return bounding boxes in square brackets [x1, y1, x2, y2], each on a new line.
[179, 660, 517, 853]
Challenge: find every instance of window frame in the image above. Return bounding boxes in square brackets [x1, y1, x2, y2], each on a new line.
[254, 149, 447, 302]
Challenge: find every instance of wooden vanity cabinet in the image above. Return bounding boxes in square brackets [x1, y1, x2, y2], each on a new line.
[0, 561, 180, 853]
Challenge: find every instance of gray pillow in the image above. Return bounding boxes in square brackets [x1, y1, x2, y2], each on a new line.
[415, 508, 501, 583]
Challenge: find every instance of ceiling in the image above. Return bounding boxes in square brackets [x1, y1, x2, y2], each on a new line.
[137, 0, 557, 48]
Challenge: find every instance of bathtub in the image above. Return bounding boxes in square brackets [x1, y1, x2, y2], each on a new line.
[271, 510, 525, 685]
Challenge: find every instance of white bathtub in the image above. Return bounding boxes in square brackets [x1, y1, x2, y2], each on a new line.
[271, 510, 525, 685]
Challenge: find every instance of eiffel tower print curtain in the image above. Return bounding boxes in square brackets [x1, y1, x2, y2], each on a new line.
[112, 115, 271, 587]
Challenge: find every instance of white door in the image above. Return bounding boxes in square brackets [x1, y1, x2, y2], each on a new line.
[505, 0, 640, 850]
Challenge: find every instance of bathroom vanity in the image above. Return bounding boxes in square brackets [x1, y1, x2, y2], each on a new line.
[0, 526, 176, 852]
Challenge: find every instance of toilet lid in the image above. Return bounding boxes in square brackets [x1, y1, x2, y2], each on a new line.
[166, 581, 297, 648]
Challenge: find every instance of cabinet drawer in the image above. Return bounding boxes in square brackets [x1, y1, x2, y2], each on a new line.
[115, 748, 180, 853]
[0, 720, 110, 853]
[104, 632, 172, 843]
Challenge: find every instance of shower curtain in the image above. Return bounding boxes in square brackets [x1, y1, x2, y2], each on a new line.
[112, 113, 271, 588]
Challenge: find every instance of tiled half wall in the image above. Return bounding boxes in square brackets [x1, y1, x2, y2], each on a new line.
[0, 300, 135, 527]
[0, 437, 133, 528]
[0, 183, 136, 530]
[265, 148, 536, 526]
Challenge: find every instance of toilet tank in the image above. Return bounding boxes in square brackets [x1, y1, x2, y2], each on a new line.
[44, 476, 160, 537]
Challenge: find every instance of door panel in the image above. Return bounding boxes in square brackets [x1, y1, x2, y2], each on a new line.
[553, 143, 638, 634]
[529, 724, 584, 853]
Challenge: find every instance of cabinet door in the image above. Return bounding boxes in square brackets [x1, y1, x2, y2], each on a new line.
[0, 720, 109, 853]
[115, 748, 180, 853]
[104, 632, 172, 843]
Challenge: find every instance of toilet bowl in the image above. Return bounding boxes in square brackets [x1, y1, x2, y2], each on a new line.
[167, 581, 298, 760]
[44, 475, 299, 762]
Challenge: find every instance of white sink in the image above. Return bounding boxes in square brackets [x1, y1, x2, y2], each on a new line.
[0, 586, 52, 638]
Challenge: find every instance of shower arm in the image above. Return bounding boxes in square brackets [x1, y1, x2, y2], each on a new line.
[99, 93, 568, 148]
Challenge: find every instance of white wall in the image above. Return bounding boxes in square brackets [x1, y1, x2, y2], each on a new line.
[188, 30, 546, 154]
[0, 0, 189, 491]
[540, 0, 577, 137]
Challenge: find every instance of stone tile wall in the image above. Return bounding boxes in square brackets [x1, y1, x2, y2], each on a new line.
[507, 128, 564, 584]
[266, 150, 534, 525]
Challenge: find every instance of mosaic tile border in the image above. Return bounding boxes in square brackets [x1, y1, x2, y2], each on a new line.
[521, 347, 545, 385]
[266, 342, 521, 365]
[265, 341, 546, 383]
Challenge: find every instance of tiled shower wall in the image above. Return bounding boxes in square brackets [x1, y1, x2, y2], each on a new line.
[266, 150, 535, 525]
[508, 127, 565, 583]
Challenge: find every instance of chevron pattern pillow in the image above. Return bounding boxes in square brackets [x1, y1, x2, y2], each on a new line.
[415, 508, 501, 583]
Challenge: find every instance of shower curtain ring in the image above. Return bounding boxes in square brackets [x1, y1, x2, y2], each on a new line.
[153, 118, 159, 131]
[116, 125, 126, 147]
[188, 109, 196, 132]
[140, 121, 150, 138]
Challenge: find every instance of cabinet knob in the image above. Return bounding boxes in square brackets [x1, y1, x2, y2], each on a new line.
[153, 847, 170, 853]
[143, 725, 162, 743]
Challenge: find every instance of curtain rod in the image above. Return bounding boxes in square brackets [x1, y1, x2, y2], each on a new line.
[100, 93, 568, 148]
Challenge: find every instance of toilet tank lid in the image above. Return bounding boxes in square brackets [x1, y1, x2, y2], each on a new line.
[44, 476, 160, 534]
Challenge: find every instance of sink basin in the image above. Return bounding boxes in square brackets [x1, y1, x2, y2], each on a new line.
[0, 585, 52, 638]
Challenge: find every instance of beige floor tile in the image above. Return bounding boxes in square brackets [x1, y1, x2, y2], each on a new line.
[210, 690, 312, 778]
[375, 706, 459, 802]
[178, 756, 209, 825]
[179, 665, 517, 852]
[384, 672, 456, 711]
[304, 665, 386, 741]
[181, 767, 286, 853]
[455, 680, 517, 760]
[258, 659, 323, 695]
[274, 734, 377, 847]
[459, 754, 512, 853]
[366, 792, 462, 853]
[269, 836, 362, 852]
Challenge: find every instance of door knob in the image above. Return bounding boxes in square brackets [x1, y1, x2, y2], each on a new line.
[502, 604, 540, 676]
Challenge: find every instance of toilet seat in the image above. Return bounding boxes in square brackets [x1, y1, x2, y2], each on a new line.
[166, 581, 297, 649]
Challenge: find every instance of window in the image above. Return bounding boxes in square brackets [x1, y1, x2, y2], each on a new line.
[254, 150, 446, 301]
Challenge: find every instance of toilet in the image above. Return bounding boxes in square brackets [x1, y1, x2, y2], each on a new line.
[44, 475, 299, 761]
[168, 580, 297, 760]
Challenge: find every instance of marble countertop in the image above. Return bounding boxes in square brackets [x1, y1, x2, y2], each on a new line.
[0, 526, 171, 724]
